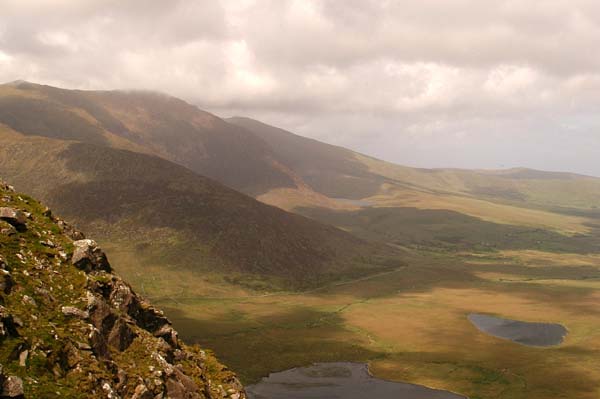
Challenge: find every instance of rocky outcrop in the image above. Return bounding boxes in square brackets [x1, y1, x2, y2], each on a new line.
[0, 179, 246, 399]
[0, 208, 26, 232]
[72, 239, 112, 272]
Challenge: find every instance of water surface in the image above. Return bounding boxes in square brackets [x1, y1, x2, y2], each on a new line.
[246, 362, 466, 399]
[468, 313, 567, 347]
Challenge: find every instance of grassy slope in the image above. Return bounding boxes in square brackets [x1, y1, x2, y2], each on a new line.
[0, 130, 390, 288]
[157, 248, 600, 399]
[0, 81, 301, 196]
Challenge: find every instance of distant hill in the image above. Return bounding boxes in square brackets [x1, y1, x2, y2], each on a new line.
[227, 116, 600, 211]
[227, 116, 600, 239]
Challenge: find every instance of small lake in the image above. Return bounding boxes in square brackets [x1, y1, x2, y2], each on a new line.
[468, 313, 568, 347]
[246, 362, 467, 399]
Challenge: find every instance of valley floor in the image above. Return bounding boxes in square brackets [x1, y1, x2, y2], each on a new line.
[110, 247, 600, 399]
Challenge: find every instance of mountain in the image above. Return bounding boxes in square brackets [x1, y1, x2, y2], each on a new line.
[0, 179, 245, 398]
[0, 127, 388, 289]
[0, 81, 303, 196]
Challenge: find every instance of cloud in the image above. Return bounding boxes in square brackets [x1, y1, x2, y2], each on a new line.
[1, 0, 600, 175]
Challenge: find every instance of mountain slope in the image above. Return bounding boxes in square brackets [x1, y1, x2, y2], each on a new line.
[0, 179, 245, 398]
[0, 81, 301, 196]
[0, 128, 388, 288]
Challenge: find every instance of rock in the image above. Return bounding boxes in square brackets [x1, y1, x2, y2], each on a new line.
[0, 207, 25, 223]
[131, 384, 153, 399]
[22, 295, 36, 307]
[101, 381, 120, 399]
[72, 239, 111, 272]
[1, 375, 24, 398]
[109, 280, 135, 313]
[134, 301, 170, 334]
[87, 294, 114, 332]
[107, 319, 137, 352]
[89, 328, 111, 360]
[40, 239, 56, 248]
[154, 324, 179, 348]
[166, 369, 203, 399]
[61, 306, 90, 319]
[18, 350, 28, 367]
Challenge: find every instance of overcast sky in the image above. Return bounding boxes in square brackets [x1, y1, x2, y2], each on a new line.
[2, 0, 600, 176]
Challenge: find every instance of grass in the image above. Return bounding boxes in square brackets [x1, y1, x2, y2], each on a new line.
[105, 247, 600, 398]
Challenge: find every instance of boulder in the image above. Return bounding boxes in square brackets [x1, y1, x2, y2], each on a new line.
[0, 208, 26, 231]
[72, 240, 111, 272]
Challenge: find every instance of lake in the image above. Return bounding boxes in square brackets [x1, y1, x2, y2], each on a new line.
[468, 313, 568, 347]
[246, 362, 467, 399]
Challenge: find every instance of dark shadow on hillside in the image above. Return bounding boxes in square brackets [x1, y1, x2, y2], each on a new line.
[42, 142, 394, 287]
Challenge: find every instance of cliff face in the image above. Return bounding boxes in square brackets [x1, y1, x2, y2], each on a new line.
[0, 179, 245, 399]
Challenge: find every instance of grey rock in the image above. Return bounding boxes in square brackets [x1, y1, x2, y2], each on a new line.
[72, 239, 111, 272]
[0, 207, 26, 230]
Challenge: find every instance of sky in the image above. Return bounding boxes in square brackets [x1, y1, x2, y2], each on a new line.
[1, 0, 600, 175]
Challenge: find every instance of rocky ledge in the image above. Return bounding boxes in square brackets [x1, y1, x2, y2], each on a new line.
[0, 180, 246, 399]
